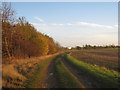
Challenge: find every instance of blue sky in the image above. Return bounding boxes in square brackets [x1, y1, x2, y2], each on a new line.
[12, 2, 118, 47]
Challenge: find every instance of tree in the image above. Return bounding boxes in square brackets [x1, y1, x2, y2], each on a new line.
[2, 2, 15, 23]
[2, 3, 61, 59]
[76, 46, 81, 50]
[2, 2, 16, 59]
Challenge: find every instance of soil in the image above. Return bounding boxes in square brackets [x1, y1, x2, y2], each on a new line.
[45, 56, 59, 88]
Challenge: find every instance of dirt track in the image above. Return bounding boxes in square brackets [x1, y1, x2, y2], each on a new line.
[34, 54, 87, 88]
[43, 54, 101, 88]
[45, 56, 59, 88]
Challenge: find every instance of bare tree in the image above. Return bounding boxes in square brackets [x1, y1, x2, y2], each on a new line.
[2, 2, 15, 23]
[2, 2, 15, 59]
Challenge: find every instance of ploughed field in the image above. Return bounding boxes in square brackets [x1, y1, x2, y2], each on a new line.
[71, 49, 119, 72]
[3, 49, 120, 88]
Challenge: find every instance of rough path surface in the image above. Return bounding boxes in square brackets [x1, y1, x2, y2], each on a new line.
[45, 56, 59, 88]
[44, 55, 87, 88]
[61, 55, 100, 88]
[27, 53, 90, 88]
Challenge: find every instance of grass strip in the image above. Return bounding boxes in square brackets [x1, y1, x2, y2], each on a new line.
[65, 53, 120, 88]
[55, 57, 85, 88]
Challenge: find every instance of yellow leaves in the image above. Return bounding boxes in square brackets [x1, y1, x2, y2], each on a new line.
[3, 16, 61, 59]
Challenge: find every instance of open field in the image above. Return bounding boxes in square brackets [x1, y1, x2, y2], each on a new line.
[71, 49, 119, 72]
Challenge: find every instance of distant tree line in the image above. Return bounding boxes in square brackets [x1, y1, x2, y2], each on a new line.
[2, 3, 61, 59]
[73, 44, 120, 50]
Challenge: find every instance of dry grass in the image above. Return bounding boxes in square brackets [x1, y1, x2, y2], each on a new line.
[2, 53, 60, 88]
[2, 64, 26, 88]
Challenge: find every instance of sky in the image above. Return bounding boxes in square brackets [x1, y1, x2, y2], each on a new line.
[11, 2, 118, 47]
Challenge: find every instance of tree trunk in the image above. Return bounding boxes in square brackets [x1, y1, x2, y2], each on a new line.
[4, 37, 11, 58]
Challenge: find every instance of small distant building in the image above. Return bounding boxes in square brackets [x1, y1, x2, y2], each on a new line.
[67, 47, 72, 50]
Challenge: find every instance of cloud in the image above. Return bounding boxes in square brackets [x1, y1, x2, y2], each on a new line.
[31, 22, 46, 26]
[51, 24, 65, 26]
[50, 22, 117, 29]
[30, 22, 48, 33]
[30, 21, 118, 46]
[114, 25, 118, 27]
[34, 17, 44, 22]
[75, 22, 115, 29]
[30, 21, 117, 32]
[67, 23, 73, 26]
[30, 22, 46, 32]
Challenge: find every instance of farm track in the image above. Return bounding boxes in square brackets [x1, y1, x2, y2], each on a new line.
[27, 54, 87, 88]
[45, 54, 87, 88]
[39, 55, 85, 88]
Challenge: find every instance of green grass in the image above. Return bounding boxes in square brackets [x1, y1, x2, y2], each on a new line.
[54, 56, 85, 88]
[65, 53, 120, 88]
[25, 56, 54, 88]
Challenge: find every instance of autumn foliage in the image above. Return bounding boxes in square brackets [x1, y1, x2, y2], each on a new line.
[2, 3, 61, 60]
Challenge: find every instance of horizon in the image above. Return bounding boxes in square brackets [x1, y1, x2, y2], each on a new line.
[12, 2, 118, 47]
